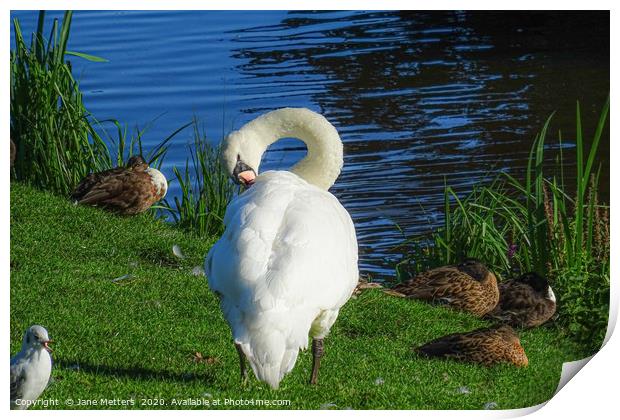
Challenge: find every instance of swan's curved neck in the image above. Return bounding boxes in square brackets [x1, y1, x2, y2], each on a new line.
[246, 108, 343, 190]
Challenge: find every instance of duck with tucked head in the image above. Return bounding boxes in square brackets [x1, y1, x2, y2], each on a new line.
[417, 325, 529, 367]
[205, 108, 358, 389]
[71, 155, 167, 215]
[386, 258, 500, 317]
[486, 272, 556, 328]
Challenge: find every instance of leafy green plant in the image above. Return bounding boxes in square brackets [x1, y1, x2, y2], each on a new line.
[161, 121, 236, 238]
[10, 11, 112, 195]
[11, 11, 188, 198]
[395, 99, 610, 351]
[94, 116, 192, 170]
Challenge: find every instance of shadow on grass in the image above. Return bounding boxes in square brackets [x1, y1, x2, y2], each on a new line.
[54, 359, 218, 385]
[135, 246, 183, 268]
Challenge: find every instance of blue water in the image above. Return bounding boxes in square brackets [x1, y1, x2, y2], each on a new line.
[10, 10, 609, 278]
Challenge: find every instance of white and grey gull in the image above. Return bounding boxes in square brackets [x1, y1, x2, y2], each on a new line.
[10, 325, 53, 410]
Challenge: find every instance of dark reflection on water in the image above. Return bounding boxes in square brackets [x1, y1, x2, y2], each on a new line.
[230, 11, 609, 276]
[11, 10, 609, 278]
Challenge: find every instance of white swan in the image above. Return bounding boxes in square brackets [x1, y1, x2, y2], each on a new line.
[205, 108, 358, 389]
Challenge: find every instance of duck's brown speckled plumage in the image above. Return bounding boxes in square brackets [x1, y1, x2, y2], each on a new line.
[71, 156, 167, 215]
[390, 259, 499, 316]
[486, 272, 556, 328]
[417, 325, 528, 367]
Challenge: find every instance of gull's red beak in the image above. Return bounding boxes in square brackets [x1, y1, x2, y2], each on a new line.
[43, 339, 53, 353]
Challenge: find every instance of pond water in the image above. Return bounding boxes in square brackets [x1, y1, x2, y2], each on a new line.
[10, 10, 609, 279]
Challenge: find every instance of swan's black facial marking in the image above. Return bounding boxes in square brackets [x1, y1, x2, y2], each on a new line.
[232, 157, 256, 187]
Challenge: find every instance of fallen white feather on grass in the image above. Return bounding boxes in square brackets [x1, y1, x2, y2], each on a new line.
[191, 266, 205, 276]
[110, 274, 131, 283]
[172, 244, 185, 259]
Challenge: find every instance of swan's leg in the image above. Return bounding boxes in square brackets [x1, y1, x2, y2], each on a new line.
[309, 338, 324, 385]
[234, 342, 248, 385]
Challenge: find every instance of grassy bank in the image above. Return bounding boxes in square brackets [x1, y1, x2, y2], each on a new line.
[11, 183, 588, 410]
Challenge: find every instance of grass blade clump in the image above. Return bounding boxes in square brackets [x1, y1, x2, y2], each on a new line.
[161, 121, 236, 238]
[11, 11, 190, 200]
[11, 11, 112, 195]
[396, 99, 609, 352]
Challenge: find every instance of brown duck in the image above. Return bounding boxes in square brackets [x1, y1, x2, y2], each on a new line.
[387, 259, 499, 316]
[71, 156, 167, 215]
[417, 325, 529, 367]
[486, 272, 556, 328]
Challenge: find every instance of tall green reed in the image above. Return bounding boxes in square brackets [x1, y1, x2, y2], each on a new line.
[11, 11, 186, 196]
[161, 121, 236, 238]
[502, 98, 610, 278]
[94, 116, 192, 171]
[11, 11, 112, 195]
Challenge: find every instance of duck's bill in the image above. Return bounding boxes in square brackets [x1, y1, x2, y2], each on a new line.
[237, 170, 256, 187]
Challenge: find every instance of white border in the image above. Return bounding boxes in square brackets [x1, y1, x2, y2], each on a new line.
[3, 1, 616, 419]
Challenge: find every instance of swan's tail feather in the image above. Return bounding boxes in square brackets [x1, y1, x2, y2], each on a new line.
[240, 329, 302, 389]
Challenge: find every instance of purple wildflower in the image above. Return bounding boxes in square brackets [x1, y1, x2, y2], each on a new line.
[507, 243, 518, 259]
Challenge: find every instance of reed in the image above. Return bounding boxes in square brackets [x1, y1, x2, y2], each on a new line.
[10, 11, 112, 195]
[161, 121, 236, 238]
[11, 11, 186, 198]
[396, 99, 610, 351]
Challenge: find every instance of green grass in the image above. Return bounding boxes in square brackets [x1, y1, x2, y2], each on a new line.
[11, 182, 588, 410]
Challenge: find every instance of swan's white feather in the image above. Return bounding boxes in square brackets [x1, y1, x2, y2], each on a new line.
[206, 171, 358, 389]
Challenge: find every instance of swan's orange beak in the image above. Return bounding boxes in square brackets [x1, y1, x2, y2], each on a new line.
[233, 159, 256, 188]
[238, 170, 256, 188]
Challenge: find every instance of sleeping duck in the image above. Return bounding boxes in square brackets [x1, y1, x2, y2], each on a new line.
[386, 259, 499, 316]
[417, 325, 528, 367]
[71, 155, 167, 215]
[486, 272, 556, 328]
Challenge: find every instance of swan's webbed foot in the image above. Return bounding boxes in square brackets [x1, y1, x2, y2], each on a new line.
[309, 338, 324, 385]
[235, 342, 249, 386]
